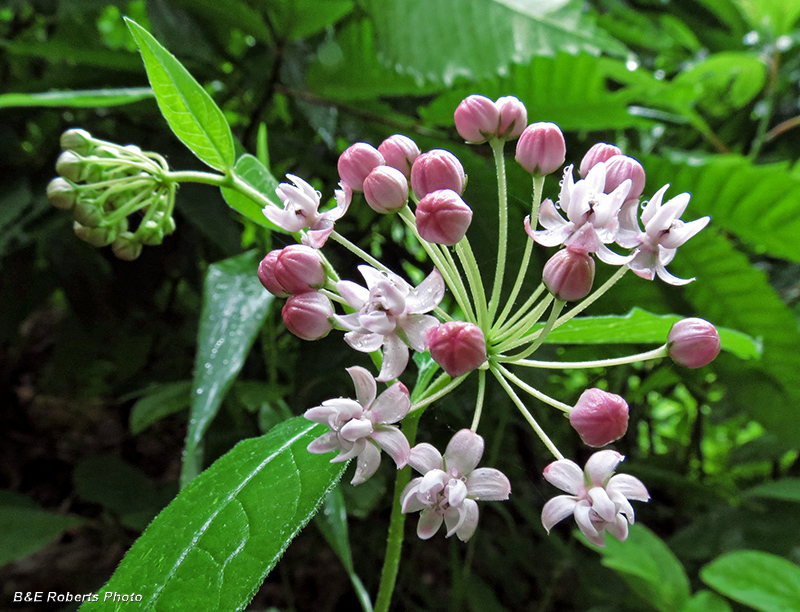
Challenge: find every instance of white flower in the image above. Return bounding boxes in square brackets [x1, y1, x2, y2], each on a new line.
[334, 266, 444, 382]
[541, 450, 649, 547]
[304, 366, 410, 485]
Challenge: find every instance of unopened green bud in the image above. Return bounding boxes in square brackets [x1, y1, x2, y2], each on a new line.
[112, 232, 143, 261]
[73, 221, 116, 247]
[60, 128, 93, 155]
[47, 178, 77, 210]
[163, 216, 177, 235]
[138, 220, 164, 246]
[73, 199, 105, 228]
[56, 151, 85, 182]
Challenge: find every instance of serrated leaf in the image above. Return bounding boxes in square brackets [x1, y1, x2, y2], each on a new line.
[182, 251, 273, 486]
[421, 54, 651, 131]
[0, 87, 153, 109]
[362, 0, 628, 86]
[0, 491, 83, 566]
[80, 417, 347, 612]
[537, 307, 760, 360]
[221, 154, 283, 229]
[744, 478, 800, 503]
[129, 380, 192, 434]
[586, 524, 690, 612]
[701, 550, 800, 612]
[125, 18, 235, 171]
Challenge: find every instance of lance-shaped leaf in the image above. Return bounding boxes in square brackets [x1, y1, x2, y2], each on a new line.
[125, 18, 235, 171]
[221, 154, 283, 230]
[80, 418, 347, 612]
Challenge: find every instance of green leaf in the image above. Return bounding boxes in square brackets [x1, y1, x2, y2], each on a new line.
[362, 0, 628, 86]
[129, 380, 192, 434]
[734, 0, 800, 36]
[643, 153, 800, 263]
[221, 154, 283, 229]
[744, 478, 800, 503]
[0, 88, 153, 110]
[701, 550, 800, 612]
[125, 18, 235, 171]
[0, 491, 83, 566]
[172, 0, 274, 45]
[80, 417, 347, 612]
[586, 524, 691, 612]
[0, 39, 143, 71]
[538, 307, 760, 360]
[421, 54, 651, 131]
[74, 455, 176, 531]
[682, 590, 733, 612]
[266, 0, 354, 41]
[182, 251, 273, 487]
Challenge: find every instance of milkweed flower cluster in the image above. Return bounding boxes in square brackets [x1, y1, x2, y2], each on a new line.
[251, 93, 721, 546]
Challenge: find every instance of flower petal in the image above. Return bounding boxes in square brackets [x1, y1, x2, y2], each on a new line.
[606, 513, 630, 542]
[574, 500, 600, 540]
[465, 467, 511, 501]
[444, 429, 484, 478]
[400, 477, 426, 513]
[369, 382, 411, 424]
[417, 508, 443, 540]
[335, 313, 364, 332]
[419, 468, 449, 496]
[640, 184, 669, 226]
[307, 431, 340, 455]
[607, 473, 650, 502]
[401, 314, 439, 352]
[370, 425, 410, 468]
[360, 310, 396, 335]
[376, 334, 409, 382]
[344, 331, 385, 353]
[541, 495, 579, 533]
[659, 216, 710, 249]
[446, 478, 468, 508]
[408, 443, 443, 474]
[351, 440, 382, 485]
[406, 268, 445, 314]
[543, 459, 585, 496]
[333, 437, 366, 463]
[263, 206, 307, 233]
[346, 366, 377, 409]
[585, 450, 624, 487]
[337, 280, 369, 309]
[587, 486, 617, 523]
[534, 198, 568, 232]
[303, 225, 334, 249]
[449, 499, 480, 542]
[340, 418, 373, 442]
[656, 262, 694, 286]
[645, 192, 691, 235]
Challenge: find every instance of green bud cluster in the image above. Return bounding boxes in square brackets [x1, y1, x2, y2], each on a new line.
[48, 129, 178, 261]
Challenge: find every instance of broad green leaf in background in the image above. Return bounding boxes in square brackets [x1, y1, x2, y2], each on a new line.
[587, 524, 691, 612]
[265, 0, 354, 41]
[0, 39, 143, 72]
[125, 18, 235, 171]
[81, 418, 347, 612]
[0, 88, 153, 110]
[361, 0, 628, 86]
[181, 251, 273, 487]
[129, 380, 192, 434]
[0, 491, 83, 566]
[535, 307, 760, 360]
[744, 478, 800, 503]
[421, 54, 651, 131]
[221, 154, 282, 229]
[172, 0, 274, 45]
[701, 550, 800, 612]
[682, 590, 733, 612]
[734, 0, 800, 37]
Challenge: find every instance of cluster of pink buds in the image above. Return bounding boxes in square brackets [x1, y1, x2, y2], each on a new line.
[254, 92, 723, 546]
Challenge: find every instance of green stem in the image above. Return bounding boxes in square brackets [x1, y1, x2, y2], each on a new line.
[496, 364, 572, 413]
[502, 345, 669, 368]
[492, 283, 547, 337]
[410, 374, 468, 412]
[330, 230, 387, 272]
[454, 239, 489, 329]
[501, 299, 565, 361]
[551, 266, 628, 330]
[374, 409, 422, 612]
[470, 369, 487, 431]
[487, 139, 509, 322]
[166, 169, 230, 188]
[492, 293, 553, 351]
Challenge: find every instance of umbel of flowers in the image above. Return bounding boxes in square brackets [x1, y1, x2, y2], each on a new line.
[251, 92, 720, 552]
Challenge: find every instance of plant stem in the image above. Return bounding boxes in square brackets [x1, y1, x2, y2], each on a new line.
[374, 409, 422, 612]
[455, 239, 489, 330]
[502, 345, 669, 368]
[492, 292, 552, 347]
[470, 369, 487, 430]
[410, 374, 467, 412]
[492, 283, 547, 337]
[496, 364, 572, 413]
[551, 266, 628, 330]
[487, 139, 509, 322]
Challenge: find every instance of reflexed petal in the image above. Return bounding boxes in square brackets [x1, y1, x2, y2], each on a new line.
[263, 206, 307, 233]
[401, 314, 439, 352]
[564, 223, 600, 253]
[337, 280, 369, 309]
[320, 398, 363, 420]
[370, 425, 410, 468]
[346, 365, 377, 408]
[409, 443, 443, 474]
[574, 500, 600, 539]
[351, 440, 381, 485]
[446, 478, 468, 508]
[587, 487, 617, 523]
[369, 382, 411, 424]
[608, 489, 636, 524]
[444, 429, 484, 478]
[656, 262, 694, 286]
[303, 225, 334, 249]
[453, 499, 479, 541]
[376, 334, 409, 382]
[585, 450, 624, 487]
[322, 181, 352, 222]
[406, 268, 445, 314]
[627, 248, 657, 281]
[344, 331, 385, 353]
[607, 473, 650, 502]
[645, 192, 691, 235]
[557, 165, 575, 211]
[606, 513, 629, 542]
[303, 405, 340, 426]
[595, 243, 633, 266]
[333, 437, 366, 463]
[419, 469, 449, 495]
[532, 225, 575, 248]
[285, 173, 320, 202]
[616, 199, 642, 247]
[640, 184, 669, 226]
[543, 459, 585, 495]
[360, 310, 396, 335]
[339, 418, 373, 442]
[659, 216, 710, 249]
[307, 431, 340, 455]
[417, 508, 444, 540]
[533, 199, 568, 232]
[400, 477, 425, 513]
[466, 468, 511, 501]
[334, 313, 363, 332]
[541, 495, 579, 533]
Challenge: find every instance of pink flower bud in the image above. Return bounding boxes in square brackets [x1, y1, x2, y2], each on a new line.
[258, 250, 289, 297]
[454, 94, 500, 143]
[515, 122, 566, 176]
[363, 166, 409, 214]
[426, 322, 487, 377]
[667, 318, 721, 368]
[282, 291, 334, 340]
[579, 142, 622, 178]
[569, 388, 629, 447]
[604, 155, 646, 200]
[337, 143, 385, 191]
[495, 96, 528, 140]
[410, 149, 466, 199]
[378, 134, 420, 178]
[542, 248, 595, 301]
[415, 189, 472, 246]
[274, 245, 326, 294]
